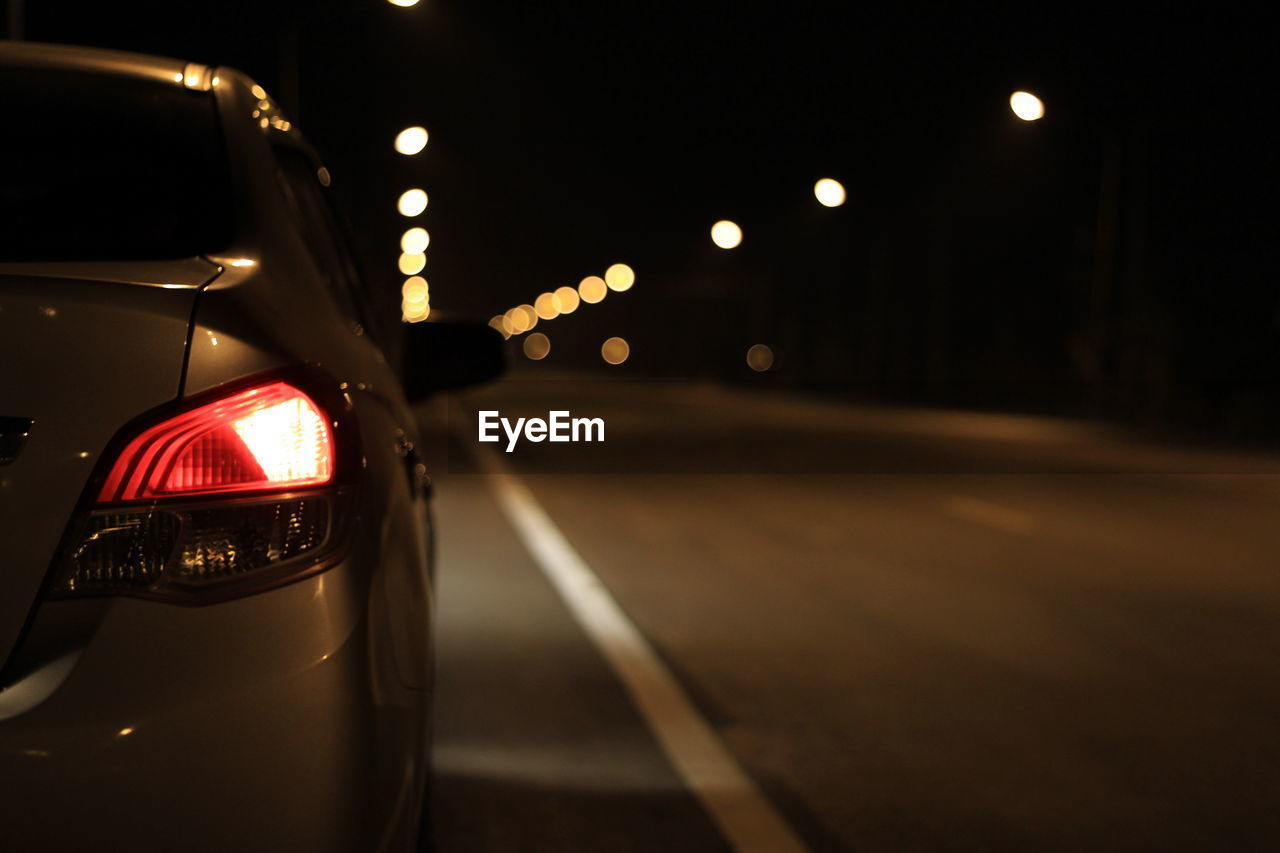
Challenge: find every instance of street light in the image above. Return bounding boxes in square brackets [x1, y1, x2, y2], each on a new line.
[513, 304, 538, 333]
[398, 252, 426, 275]
[387, 0, 420, 7]
[710, 220, 742, 249]
[814, 178, 846, 208]
[397, 189, 428, 217]
[1009, 91, 1045, 121]
[578, 275, 607, 304]
[604, 263, 635, 292]
[394, 126, 428, 155]
[601, 337, 630, 365]
[523, 333, 551, 361]
[488, 316, 512, 339]
[534, 292, 561, 320]
[402, 276, 428, 302]
[746, 344, 775, 372]
[400, 227, 429, 253]
[554, 285, 581, 314]
[402, 275, 430, 321]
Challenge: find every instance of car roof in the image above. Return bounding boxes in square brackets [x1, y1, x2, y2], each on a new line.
[0, 41, 215, 90]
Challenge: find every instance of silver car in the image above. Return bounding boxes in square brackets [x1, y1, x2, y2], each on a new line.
[0, 42, 499, 851]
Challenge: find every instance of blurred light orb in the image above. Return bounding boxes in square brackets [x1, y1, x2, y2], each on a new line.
[534, 292, 561, 320]
[394, 126, 428, 155]
[388, 0, 420, 6]
[397, 189, 428, 217]
[601, 336, 630, 365]
[814, 178, 846, 208]
[401, 275, 429, 302]
[401, 227, 430, 254]
[578, 275, 607, 304]
[503, 308, 525, 334]
[711, 220, 742, 249]
[402, 300, 430, 323]
[555, 285, 580, 314]
[604, 263, 635, 292]
[515, 304, 538, 333]
[488, 315, 511, 340]
[1009, 91, 1045, 121]
[398, 252, 426, 275]
[523, 332, 551, 361]
[746, 343, 775, 372]
[505, 307, 526, 334]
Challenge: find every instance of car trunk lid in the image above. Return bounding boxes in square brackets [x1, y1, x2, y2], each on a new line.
[0, 259, 217, 671]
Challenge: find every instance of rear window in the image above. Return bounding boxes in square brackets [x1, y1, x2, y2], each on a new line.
[0, 66, 233, 261]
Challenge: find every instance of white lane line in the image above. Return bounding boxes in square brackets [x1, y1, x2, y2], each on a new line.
[943, 496, 1035, 535]
[465, 442, 808, 853]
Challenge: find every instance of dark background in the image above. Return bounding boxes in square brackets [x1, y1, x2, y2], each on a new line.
[14, 0, 1279, 432]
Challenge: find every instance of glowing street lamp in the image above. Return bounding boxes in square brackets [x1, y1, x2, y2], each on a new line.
[1009, 91, 1045, 121]
[601, 336, 630, 365]
[387, 0, 420, 7]
[534, 292, 561, 320]
[401, 276, 428, 302]
[578, 275, 607, 304]
[400, 227, 430, 254]
[813, 178, 846, 208]
[746, 344, 775, 372]
[397, 189, 428, 217]
[604, 263, 635, 292]
[523, 333, 551, 361]
[398, 252, 426, 275]
[554, 285, 580, 314]
[710, 220, 742, 249]
[394, 126, 429, 155]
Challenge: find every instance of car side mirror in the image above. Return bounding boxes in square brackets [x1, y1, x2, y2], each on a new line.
[401, 319, 505, 400]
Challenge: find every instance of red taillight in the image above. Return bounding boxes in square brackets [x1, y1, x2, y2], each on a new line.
[99, 382, 335, 503]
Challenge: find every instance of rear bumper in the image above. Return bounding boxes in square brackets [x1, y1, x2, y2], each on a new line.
[0, 559, 429, 852]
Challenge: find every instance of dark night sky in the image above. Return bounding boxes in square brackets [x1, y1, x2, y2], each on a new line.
[18, 0, 1280, 396]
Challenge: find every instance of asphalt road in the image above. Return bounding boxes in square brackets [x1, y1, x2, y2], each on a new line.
[421, 376, 1280, 851]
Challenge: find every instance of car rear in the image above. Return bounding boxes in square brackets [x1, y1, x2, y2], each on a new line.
[0, 44, 432, 851]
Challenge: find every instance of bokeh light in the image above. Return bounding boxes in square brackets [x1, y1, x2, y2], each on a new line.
[523, 332, 551, 360]
[711, 220, 743, 249]
[746, 344, 775, 372]
[814, 178, 846, 208]
[1009, 90, 1045, 121]
[514, 304, 538, 333]
[402, 289, 430, 322]
[398, 252, 426, 275]
[503, 308, 524, 334]
[488, 315, 511, 340]
[402, 271, 429, 324]
[601, 336, 630, 365]
[388, 0, 420, 6]
[534, 292, 561, 320]
[401, 276, 429, 302]
[578, 275, 607, 304]
[401, 227, 430, 253]
[394, 126, 428, 155]
[397, 189, 428, 217]
[605, 263, 635, 292]
[555, 285, 580, 314]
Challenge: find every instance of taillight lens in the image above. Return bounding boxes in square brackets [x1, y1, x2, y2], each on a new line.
[99, 382, 334, 503]
[51, 378, 351, 602]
